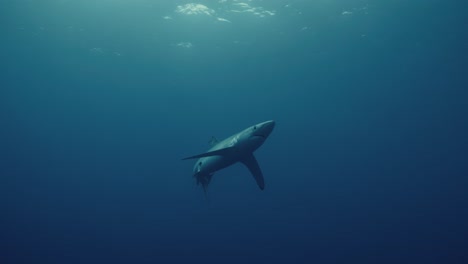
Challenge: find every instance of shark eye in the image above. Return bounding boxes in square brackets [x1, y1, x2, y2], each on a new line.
[253, 126, 257, 130]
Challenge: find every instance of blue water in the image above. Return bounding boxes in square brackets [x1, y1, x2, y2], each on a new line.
[1, 0, 467, 263]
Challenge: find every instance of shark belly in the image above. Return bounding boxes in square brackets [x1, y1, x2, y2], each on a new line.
[196, 154, 239, 175]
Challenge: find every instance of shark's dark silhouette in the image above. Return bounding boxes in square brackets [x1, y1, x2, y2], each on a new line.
[183, 120, 275, 192]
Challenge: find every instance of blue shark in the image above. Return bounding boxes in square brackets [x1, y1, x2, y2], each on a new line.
[182, 120, 275, 192]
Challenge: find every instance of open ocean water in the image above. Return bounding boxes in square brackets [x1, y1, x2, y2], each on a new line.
[1, 0, 467, 263]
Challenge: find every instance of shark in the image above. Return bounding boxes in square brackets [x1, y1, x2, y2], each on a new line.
[182, 120, 275, 192]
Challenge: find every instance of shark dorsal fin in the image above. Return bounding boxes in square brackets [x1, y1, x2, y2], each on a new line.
[209, 136, 219, 146]
[182, 147, 235, 160]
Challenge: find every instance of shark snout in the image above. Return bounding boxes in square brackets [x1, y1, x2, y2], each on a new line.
[254, 120, 275, 138]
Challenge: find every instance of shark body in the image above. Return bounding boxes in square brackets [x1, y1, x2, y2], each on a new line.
[182, 120, 275, 192]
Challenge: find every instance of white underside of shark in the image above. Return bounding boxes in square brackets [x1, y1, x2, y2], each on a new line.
[182, 120, 275, 192]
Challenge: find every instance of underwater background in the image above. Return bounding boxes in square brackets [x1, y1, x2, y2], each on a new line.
[1, 0, 467, 263]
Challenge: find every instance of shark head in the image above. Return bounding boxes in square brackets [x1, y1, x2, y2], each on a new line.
[237, 120, 275, 151]
[251, 120, 275, 139]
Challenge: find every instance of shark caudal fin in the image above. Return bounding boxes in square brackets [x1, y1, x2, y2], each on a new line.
[182, 147, 235, 160]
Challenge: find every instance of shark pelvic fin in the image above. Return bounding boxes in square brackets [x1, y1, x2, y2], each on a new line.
[196, 173, 213, 195]
[182, 147, 234, 160]
[240, 154, 265, 190]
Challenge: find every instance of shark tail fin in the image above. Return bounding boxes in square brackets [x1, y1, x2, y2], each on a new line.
[182, 147, 235, 160]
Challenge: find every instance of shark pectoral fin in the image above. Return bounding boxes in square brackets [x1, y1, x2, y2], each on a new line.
[241, 154, 265, 190]
[182, 147, 235, 160]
